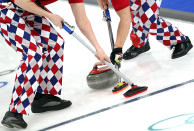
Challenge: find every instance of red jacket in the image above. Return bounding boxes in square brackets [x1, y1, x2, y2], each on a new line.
[35, 0, 57, 6]
[36, 0, 84, 6]
[10, 0, 83, 6]
[111, 0, 130, 11]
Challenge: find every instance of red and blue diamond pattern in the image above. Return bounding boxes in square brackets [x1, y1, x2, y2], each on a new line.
[130, 0, 186, 48]
[0, 3, 64, 114]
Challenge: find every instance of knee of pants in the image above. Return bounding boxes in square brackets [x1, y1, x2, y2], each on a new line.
[140, 15, 158, 29]
[47, 35, 65, 51]
[22, 45, 42, 62]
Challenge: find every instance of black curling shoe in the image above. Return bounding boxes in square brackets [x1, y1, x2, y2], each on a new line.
[171, 36, 193, 59]
[123, 42, 150, 60]
[1, 111, 27, 129]
[31, 93, 72, 113]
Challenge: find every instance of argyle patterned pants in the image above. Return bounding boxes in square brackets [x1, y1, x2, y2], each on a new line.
[0, 3, 64, 114]
[130, 0, 186, 48]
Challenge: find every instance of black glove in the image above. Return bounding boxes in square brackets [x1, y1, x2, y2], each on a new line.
[110, 48, 123, 66]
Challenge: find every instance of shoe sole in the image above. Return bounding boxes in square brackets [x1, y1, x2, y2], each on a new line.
[32, 102, 72, 113]
[123, 46, 150, 60]
[172, 42, 193, 59]
[2, 122, 25, 129]
[2, 123, 13, 128]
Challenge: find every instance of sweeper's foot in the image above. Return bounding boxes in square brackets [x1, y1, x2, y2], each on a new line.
[31, 93, 72, 113]
[1, 111, 27, 129]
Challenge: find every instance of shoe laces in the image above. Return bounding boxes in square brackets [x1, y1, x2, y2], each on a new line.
[126, 45, 138, 53]
[15, 113, 23, 118]
[43, 94, 62, 101]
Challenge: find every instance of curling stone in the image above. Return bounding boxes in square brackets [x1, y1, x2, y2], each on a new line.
[87, 63, 119, 89]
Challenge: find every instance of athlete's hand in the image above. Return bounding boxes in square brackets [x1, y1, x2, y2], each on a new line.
[48, 14, 64, 29]
[97, 0, 109, 10]
[110, 48, 123, 66]
[96, 47, 110, 65]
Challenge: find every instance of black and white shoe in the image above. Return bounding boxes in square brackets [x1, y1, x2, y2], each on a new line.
[31, 93, 72, 113]
[123, 42, 150, 60]
[171, 36, 193, 59]
[1, 111, 27, 129]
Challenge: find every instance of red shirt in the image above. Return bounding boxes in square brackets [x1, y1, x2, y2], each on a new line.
[11, 0, 84, 6]
[39, 0, 84, 5]
[68, 0, 83, 4]
[111, 0, 130, 11]
[34, 0, 84, 6]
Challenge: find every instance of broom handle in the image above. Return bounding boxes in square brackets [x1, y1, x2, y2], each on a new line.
[103, 9, 114, 50]
[103, 9, 121, 77]
[62, 22, 133, 85]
